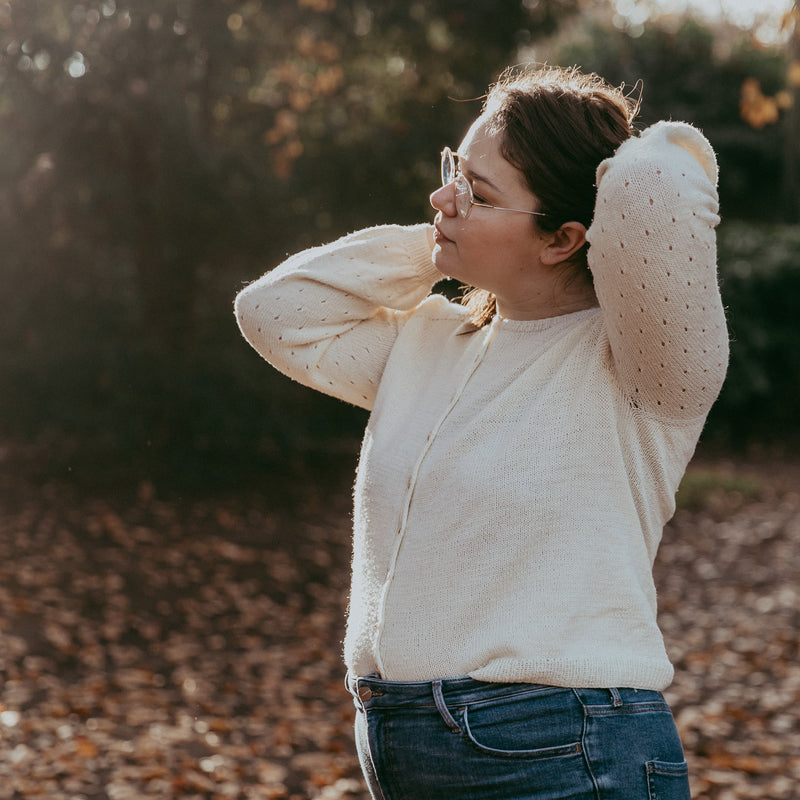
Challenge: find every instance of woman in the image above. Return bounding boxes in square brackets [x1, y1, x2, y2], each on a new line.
[235, 65, 728, 800]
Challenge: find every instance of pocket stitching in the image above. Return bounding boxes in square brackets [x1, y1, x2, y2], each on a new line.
[587, 702, 671, 717]
[461, 705, 583, 760]
[646, 759, 690, 800]
[462, 685, 570, 711]
[646, 760, 689, 775]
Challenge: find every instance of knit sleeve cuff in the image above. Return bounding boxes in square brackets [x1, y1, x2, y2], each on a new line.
[405, 223, 441, 288]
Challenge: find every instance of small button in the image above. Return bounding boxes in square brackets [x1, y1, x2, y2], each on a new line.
[358, 686, 373, 702]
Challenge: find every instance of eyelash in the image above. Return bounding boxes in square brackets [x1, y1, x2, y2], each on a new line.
[455, 160, 488, 204]
[461, 175, 486, 203]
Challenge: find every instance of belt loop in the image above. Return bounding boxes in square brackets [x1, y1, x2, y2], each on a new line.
[432, 680, 461, 734]
[346, 672, 365, 710]
[609, 687, 623, 707]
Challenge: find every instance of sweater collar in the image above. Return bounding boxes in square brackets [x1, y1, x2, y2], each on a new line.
[455, 305, 600, 335]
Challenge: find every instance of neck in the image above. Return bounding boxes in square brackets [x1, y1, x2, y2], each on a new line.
[496, 286, 598, 321]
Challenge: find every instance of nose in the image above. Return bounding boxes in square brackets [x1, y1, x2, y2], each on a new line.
[430, 182, 457, 217]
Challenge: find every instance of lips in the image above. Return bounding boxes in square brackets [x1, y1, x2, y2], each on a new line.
[433, 224, 454, 245]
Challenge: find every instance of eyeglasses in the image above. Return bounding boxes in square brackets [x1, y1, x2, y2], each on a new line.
[440, 146, 547, 220]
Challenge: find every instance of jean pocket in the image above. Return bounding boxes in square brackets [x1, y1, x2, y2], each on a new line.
[461, 688, 583, 760]
[646, 760, 690, 800]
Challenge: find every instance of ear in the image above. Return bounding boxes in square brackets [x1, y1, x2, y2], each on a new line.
[539, 222, 587, 266]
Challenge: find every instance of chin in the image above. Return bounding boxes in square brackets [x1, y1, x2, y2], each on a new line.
[432, 248, 457, 279]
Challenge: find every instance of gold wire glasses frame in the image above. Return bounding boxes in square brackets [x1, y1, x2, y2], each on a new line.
[440, 147, 548, 220]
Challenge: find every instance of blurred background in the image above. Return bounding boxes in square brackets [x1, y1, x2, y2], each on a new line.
[0, 0, 798, 490]
[0, 5, 798, 799]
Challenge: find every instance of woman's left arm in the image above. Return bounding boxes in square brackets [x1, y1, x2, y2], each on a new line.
[586, 121, 729, 419]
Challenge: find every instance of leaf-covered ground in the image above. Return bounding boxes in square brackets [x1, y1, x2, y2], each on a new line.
[0, 457, 797, 799]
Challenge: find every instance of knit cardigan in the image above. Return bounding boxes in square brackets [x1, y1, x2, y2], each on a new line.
[235, 121, 729, 690]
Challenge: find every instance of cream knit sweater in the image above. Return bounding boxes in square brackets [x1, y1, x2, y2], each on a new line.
[235, 121, 728, 690]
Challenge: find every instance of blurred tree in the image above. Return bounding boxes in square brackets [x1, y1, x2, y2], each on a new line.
[553, 15, 791, 221]
[737, 3, 800, 222]
[0, 0, 586, 478]
[551, 10, 800, 451]
[0, 0, 591, 342]
[779, 4, 800, 223]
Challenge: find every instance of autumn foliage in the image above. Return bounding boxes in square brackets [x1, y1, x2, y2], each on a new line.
[0, 459, 798, 798]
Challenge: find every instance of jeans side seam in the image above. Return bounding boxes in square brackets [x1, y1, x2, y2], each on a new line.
[358, 710, 391, 800]
[571, 688, 603, 800]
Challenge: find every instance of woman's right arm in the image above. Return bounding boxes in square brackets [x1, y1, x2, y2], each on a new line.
[234, 223, 439, 409]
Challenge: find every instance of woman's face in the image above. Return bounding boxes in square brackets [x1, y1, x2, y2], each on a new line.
[430, 115, 552, 316]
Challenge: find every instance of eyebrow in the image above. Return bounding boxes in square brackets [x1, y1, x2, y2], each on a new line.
[455, 153, 503, 194]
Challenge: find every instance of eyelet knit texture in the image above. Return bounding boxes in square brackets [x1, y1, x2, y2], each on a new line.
[235, 122, 728, 690]
[587, 121, 728, 420]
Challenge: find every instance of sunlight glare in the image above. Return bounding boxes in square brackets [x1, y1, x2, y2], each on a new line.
[641, 0, 795, 43]
[65, 52, 86, 78]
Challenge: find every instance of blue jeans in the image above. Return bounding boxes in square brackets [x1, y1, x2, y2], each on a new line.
[348, 675, 691, 800]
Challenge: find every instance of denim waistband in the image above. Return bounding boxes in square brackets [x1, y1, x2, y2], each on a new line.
[345, 672, 665, 713]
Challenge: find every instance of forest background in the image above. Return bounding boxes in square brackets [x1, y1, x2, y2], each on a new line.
[0, 0, 798, 490]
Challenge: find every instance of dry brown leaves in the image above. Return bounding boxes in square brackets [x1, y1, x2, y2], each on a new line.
[0, 471, 367, 800]
[0, 458, 797, 799]
[659, 461, 800, 800]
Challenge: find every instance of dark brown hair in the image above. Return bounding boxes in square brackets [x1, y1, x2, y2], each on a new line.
[463, 65, 640, 326]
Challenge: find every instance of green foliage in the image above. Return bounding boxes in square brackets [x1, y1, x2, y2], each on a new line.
[555, 18, 791, 221]
[703, 221, 800, 449]
[675, 468, 762, 512]
[554, 16, 800, 449]
[0, 0, 584, 483]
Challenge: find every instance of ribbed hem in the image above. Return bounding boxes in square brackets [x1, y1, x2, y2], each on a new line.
[467, 656, 674, 692]
[403, 223, 442, 287]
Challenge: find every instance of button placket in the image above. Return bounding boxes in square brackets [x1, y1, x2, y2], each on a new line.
[372, 320, 500, 675]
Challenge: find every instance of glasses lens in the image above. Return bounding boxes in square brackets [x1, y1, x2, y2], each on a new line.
[454, 174, 471, 219]
[441, 148, 454, 186]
